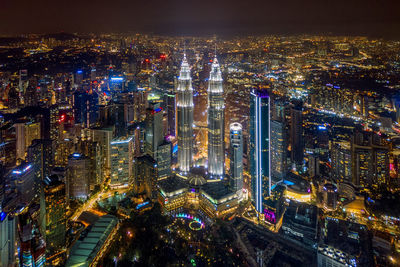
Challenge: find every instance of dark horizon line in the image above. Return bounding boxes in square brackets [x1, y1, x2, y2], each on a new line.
[1, 30, 399, 40]
[1, 21, 399, 40]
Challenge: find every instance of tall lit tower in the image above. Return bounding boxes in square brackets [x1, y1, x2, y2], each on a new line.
[177, 54, 194, 173]
[250, 88, 271, 214]
[207, 56, 225, 178]
[230, 123, 243, 195]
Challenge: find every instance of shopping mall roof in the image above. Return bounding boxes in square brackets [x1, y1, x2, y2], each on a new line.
[66, 215, 118, 267]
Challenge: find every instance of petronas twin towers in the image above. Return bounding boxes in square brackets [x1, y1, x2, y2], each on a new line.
[177, 54, 194, 173]
[177, 53, 225, 178]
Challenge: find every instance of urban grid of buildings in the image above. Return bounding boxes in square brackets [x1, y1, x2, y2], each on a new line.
[0, 34, 400, 266]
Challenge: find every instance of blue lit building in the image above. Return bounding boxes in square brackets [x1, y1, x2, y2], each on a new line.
[10, 163, 36, 204]
[250, 88, 271, 214]
[73, 89, 99, 128]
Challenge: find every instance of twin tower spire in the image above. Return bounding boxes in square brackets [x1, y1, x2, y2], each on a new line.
[177, 52, 225, 178]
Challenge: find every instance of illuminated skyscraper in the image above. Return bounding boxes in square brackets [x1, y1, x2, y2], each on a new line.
[67, 153, 90, 200]
[75, 70, 83, 86]
[164, 92, 177, 137]
[250, 88, 271, 214]
[207, 57, 225, 178]
[91, 127, 113, 176]
[110, 136, 133, 187]
[90, 67, 96, 81]
[351, 129, 389, 187]
[43, 175, 66, 259]
[73, 89, 98, 128]
[15, 121, 41, 160]
[290, 102, 304, 166]
[27, 139, 54, 184]
[134, 155, 158, 199]
[229, 123, 243, 195]
[331, 142, 352, 183]
[145, 103, 164, 158]
[10, 163, 36, 204]
[0, 209, 16, 267]
[271, 120, 286, 183]
[157, 141, 172, 179]
[176, 54, 193, 173]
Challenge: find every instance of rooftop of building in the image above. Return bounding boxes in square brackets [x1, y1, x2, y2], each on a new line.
[265, 184, 286, 207]
[10, 162, 33, 176]
[68, 153, 88, 160]
[283, 201, 318, 227]
[110, 135, 133, 145]
[283, 172, 311, 194]
[201, 181, 236, 202]
[135, 154, 157, 164]
[158, 175, 188, 196]
[66, 215, 118, 267]
[318, 244, 357, 267]
[43, 174, 63, 187]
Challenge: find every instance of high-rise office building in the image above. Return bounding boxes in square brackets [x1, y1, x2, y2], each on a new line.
[54, 138, 74, 167]
[322, 183, 338, 211]
[88, 141, 103, 189]
[250, 88, 271, 214]
[351, 129, 389, 187]
[19, 69, 28, 93]
[0, 209, 16, 267]
[110, 136, 134, 187]
[90, 67, 96, 81]
[91, 127, 113, 175]
[10, 163, 36, 204]
[270, 120, 286, 183]
[75, 70, 83, 86]
[133, 89, 148, 122]
[43, 175, 66, 259]
[164, 92, 177, 137]
[77, 140, 104, 190]
[15, 121, 41, 160]
[134, 155, 158, 199]
[112, 100, 127, 137]
[73, 89, 99, 128]
[229, 123, 243, 195]
[18, 213, 46, 267]
[331, 142, 352, 183]
[157, 141, 172, 179]
[207, 57, 225, 178]
[290, 102, 304, 166]
[49, 105, 60, 142]
[145, 103, 164, 158]
[176, 54, 194, 173]
[27, 139, 54, 183]
[308, 154, 320, 178]
[67, 153, 90, 200]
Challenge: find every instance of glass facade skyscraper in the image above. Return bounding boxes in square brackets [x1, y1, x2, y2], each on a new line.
[43, 175, 66, 257]
[110, 136, 133, 187]
[230, 123, 243, 195]
[177, 55, 194, 173]
[207, 57, 225, 178]
[250, 88, 271, 214]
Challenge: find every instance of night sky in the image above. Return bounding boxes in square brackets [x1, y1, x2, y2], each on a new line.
[0, 0, 399, 37]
